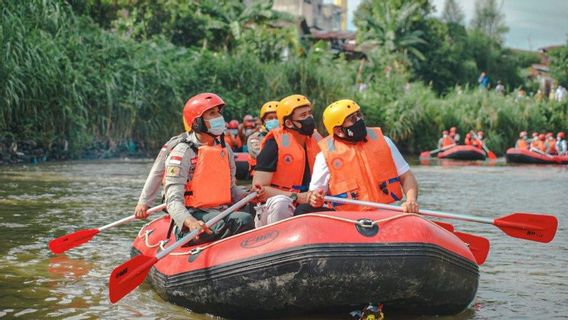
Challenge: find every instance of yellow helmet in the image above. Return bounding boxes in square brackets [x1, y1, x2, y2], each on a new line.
[322, 99, 361, 135]
[260, 101, 279, 120]
[277, 94, 311, 125]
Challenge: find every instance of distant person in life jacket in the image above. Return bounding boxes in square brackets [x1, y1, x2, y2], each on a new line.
[252, 94, 325, 227]
[307, 99, 419, 213]
[472, 131, 485, 149]
[437, 130, 455, 149]
[464, 133, 473, 146]
[239, 115, 257, 152]
[449, 127, 460, 143]
[515, 131, 529, 150]
[530, 133, 546, 153]
[247, 101, 279, 171]
[224, 120, 243, 152]
[163, 93, 258, 244]
[545, 132, 557, 155]
[556, 132, 567, 155]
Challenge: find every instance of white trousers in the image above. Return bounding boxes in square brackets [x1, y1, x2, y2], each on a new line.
[254, 195, 295, 228]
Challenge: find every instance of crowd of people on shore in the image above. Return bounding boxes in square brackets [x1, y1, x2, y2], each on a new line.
[515, 131, 567, 155]
[133, 93, 419, 245]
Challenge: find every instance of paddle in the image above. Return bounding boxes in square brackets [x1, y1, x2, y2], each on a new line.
[419, 143, 456, 158]
[49, 203, 167, 254]
[432, 221, 490, 265]
[324, 196, 557, 243]
[470, 131, 497, 160]
[109, 192, 257, 303]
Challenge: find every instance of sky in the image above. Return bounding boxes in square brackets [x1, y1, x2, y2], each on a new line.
[347, 0, 568, 50]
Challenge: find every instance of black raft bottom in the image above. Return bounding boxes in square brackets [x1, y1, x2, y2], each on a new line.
[132, 243, 479, 319]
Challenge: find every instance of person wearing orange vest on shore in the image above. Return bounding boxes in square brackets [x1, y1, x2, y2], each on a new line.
[515, 131, 529, 150]
[252, 94, 326, 227]
[437, 130, 455, 149]
[224, 120, 243, 152]
[306, 99, 419, 213]
[464, 133, 473, 145]
[163, 93, 259, 244]
[472, 131, 484, 149]
[530, 134, 546, 153]
[556, 132, 567, 155]
[545, 132, 557, 154]
[449, 127, 460, 143]
[246, 101, 280, 172]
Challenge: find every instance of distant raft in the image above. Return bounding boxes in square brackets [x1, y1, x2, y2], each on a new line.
[132, 211, 479, 319]
[437, 145, 486, 160]
[505, 148, 568, 164]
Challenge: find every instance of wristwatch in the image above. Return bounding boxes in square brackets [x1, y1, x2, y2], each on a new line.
[289, 193, 299, 205]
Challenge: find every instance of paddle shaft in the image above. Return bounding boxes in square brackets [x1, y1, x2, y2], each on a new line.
[324, 196, 493, 224]
[470, 131, 494, 156]
[156, 192, 257, 259]
[428, 143, 456, 155]
[99, 203, 166, 232]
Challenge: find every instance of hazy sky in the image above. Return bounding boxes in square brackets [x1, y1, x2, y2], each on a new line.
[347, 0, 568, 50]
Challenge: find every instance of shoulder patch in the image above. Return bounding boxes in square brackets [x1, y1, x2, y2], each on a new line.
[166, 166, 181, 177]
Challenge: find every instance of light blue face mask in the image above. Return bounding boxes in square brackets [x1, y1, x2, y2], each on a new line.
[265, 119, 279, 131]
[206, 116, 226, 136]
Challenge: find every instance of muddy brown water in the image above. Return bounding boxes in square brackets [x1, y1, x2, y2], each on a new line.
[0, 159, 566, 319]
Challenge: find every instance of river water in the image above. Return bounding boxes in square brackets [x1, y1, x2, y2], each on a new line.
[0, 159, 566, 319]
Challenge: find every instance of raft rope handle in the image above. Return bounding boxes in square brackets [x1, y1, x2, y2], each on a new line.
[168, 212, 421, 256]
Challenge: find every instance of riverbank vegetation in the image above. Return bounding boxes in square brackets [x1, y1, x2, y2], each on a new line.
[1, 0, 567, 163]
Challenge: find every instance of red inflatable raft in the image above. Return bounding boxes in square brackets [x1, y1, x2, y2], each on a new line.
[437, 145, 486, 160]
[505, 148, 568, 164]
[132, 210, 480, 319]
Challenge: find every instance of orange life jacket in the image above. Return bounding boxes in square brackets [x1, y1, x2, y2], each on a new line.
[530, 140, 546, 152]
[515, 139, 529, 150]
[442, 136, 454, 147]
[472, 139, 483, 149]
[261, 127, 320, 191]
[163, 142, 232, 209]
[224, 133, 242, 151]
[319, 128, 403, 211]
[464, 137, 473, 146]
[547, 140, 557, 154]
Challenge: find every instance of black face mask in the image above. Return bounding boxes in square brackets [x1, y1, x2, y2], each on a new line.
[339, 118, 367, 142]
[292, 116, 315, 136]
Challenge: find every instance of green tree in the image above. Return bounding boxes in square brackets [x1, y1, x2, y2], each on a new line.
[441, 0, 465, 25]
[549, 41, 568, 87]
[470, 0, 509, 44]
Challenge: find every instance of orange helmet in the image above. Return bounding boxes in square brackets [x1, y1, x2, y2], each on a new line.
[558, 132, 565, 139]
[465, 133, 472, 138]
[477, 131, 484, 136]
[442, 130, 449, 135]
[520, 131, 527, 137]
[450, 127, 457, 132]
[182, 93, 225, 131]
[546, 132, 554, 138]
[227, 120, 239, 129]
[532, 132, 538, 138]
[539, 133, 545, 141]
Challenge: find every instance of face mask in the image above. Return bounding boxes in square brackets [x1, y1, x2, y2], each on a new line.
[229, 129, 239, 136]
[339, 118, 367, 142]
[292, 116, 315, 136]
[264, 119, 279, 131]
[206, 116, 226, 136]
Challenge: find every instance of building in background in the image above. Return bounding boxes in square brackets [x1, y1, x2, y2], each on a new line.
[273, 0, 346, 31]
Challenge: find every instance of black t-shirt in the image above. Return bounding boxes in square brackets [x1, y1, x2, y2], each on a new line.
[255, 137, 311, 190]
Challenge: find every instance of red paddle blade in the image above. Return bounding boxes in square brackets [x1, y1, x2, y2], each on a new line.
[454, 231, 490, 265]
[109, 254, 158, 303]
[48, 229, 100, 254]
[419, 151, 431, 158]
[433, 221, 455, 232]
[494, 213, 558, 243]
[487, 151, 497, 160]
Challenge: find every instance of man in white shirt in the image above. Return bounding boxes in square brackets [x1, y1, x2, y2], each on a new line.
[305, 99, 419, 213]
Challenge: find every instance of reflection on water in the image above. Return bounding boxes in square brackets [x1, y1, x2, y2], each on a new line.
[0, 159, 566, 319]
